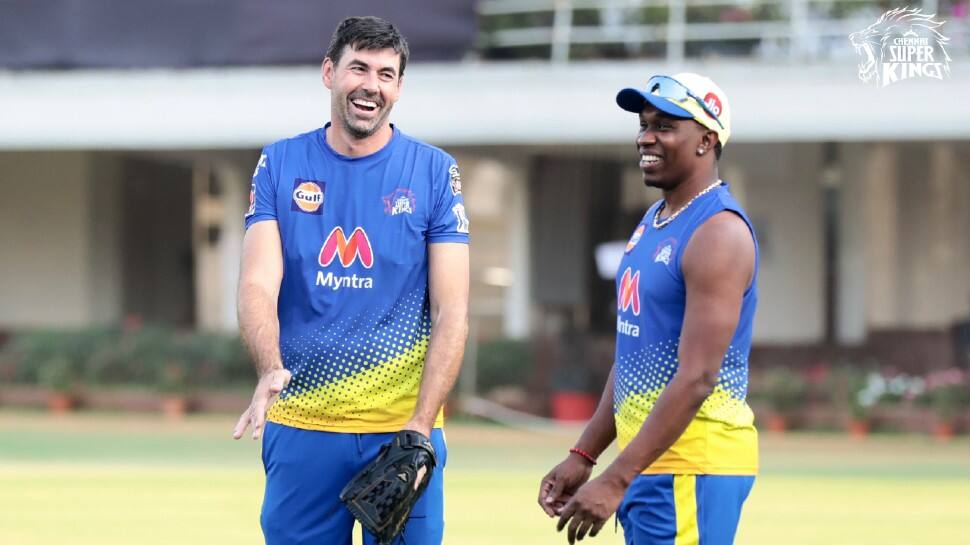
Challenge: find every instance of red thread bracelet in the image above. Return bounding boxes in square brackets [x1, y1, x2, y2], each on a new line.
[569, 447, 597, 465]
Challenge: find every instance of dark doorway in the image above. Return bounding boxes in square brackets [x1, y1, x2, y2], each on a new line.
[120, 158, 195, 327]
[529, 156, 624, 334]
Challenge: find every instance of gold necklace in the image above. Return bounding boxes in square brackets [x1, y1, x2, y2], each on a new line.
[652, 180, 722, 229]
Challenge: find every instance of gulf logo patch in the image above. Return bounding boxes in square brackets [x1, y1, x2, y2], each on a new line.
[291, 179, 325, 214]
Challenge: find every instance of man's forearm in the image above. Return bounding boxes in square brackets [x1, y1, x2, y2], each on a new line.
[572, 367, 617, 458]
[238, 281, 284, 376]
[408, 308, 468, 430]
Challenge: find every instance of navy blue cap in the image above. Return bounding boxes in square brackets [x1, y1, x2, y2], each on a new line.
[616, 88, 693, 118]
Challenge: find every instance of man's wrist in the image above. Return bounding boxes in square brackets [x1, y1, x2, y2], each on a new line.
[258, 363, 284, 378]
[402, 418, 434, 437]
[568, 447, 597, 466]
[602, 458, 640, 489]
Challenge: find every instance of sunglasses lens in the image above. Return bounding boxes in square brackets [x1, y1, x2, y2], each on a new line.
[647, 77, 688, 101]
[646, 76, 722, 128]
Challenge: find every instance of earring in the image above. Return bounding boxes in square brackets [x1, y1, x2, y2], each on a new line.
[697, 148, 705, 155]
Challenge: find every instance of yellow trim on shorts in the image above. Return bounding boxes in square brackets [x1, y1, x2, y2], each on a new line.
[673, 474, 699, 545]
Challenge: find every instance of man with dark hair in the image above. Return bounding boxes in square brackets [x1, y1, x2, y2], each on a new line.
[325, 16, 410, 76]
[538, 73, 759, 545]
[233, 16, 469, 545]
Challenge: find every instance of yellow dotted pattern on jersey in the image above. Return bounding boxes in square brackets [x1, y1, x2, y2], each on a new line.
[613, 341, 757, 474]
[614, 384, 757, 475]
[267, 334, 443, 433]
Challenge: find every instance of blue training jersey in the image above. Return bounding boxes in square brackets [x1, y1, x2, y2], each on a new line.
[245, 124, 469, 433]
[613, 181, 758, 475]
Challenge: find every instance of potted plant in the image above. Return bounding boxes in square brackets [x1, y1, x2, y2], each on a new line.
[825, 364, 883, 439]
[156, 358, 190, 418]
[755, 366, 807, 433]
[154, 330, 198, 419]
[846, 369, 882, 438]
[846, 394, 871, 438]
[37, 355, 78, 413]
[921, 368, 968, 441]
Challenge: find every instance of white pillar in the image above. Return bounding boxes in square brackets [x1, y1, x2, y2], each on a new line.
[504, 159, 531, 339]
[193, 160, 246, 332]
[216, 162, 246, 331]
[864, 143, 899, 329]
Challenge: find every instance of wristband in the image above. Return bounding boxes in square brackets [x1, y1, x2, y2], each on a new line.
[569, 447, 597, 465]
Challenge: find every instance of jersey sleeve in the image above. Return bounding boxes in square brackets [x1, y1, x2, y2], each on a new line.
[244, 147, 278, 229]
[426, 156, 470, 243]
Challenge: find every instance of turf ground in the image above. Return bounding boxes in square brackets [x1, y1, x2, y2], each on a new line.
[1, 411, 968, 545]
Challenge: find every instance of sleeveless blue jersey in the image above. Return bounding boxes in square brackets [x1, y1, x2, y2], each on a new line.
[245, 124, 469, 432]
[614, 182, 758, 474]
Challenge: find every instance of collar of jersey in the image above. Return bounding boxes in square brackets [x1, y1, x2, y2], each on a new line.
[316, 122, 400, 163]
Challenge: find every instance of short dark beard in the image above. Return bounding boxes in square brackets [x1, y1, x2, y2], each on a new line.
[335, 95, 391, 140]
[345, 116, 377, 139]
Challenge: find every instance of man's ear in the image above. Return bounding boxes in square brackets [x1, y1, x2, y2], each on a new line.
[322, 58, 334, 90]
[701, 130, 719, 155]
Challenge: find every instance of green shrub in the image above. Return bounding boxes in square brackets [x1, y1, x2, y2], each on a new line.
[36, 355, 78, 393]
[919, 368, 970, 421]
[0, 326, 254, 392]
[751, 366, 808, 417]
[475, 338, 531, 393]
[825, 364, 876, 420]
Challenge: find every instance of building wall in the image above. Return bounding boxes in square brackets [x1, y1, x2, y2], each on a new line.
[720, 143, 826, 343]
[0, 152, 94, 327]
[194, 158, 248, 332]
[454, 153, 517, 341]
[869, 142, 970, 330]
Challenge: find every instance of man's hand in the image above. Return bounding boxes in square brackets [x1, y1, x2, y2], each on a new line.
[555, 472, 627, 544]
[340, 430, 438, 545]
[232, 368, 291, 440]
[401, 419, 433, 483]
[538, 455, 594, 518]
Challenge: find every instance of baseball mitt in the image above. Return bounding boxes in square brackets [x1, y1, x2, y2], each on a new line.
[339, 429, 438, 545]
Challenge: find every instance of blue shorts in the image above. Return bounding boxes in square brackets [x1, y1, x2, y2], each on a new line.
[617, 474, 754, 545]
[260, 422, 447, 545]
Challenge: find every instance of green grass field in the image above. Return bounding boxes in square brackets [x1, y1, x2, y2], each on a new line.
[1, 411, 968, 545]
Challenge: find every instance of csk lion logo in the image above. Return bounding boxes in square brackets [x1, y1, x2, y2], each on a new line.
[849, 7, 950, 87]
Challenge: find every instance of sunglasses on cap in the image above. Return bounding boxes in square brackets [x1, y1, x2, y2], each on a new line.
[647, 75, 724, 130]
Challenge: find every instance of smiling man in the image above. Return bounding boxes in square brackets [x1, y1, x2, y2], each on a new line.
[232, 16, 469, 545]
[539, 73, 759, 545]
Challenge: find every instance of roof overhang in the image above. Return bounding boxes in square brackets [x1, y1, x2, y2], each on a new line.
[1, 60, 966, 150]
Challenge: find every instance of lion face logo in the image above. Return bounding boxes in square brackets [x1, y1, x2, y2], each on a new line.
[849, 7, 950, 87]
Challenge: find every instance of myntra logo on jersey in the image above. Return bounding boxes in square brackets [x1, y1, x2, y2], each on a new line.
[617, 267, 640, 337]
[618, 267, 640, 315]
[316, 227, 374, 290]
